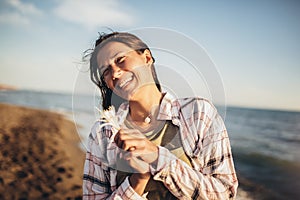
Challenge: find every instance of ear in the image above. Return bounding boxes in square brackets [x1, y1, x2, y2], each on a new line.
[143, 49, 154, 64]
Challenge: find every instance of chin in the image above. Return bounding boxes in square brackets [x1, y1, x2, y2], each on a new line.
[116, 84, 139, 101]
[117, 89, 140, 102]
[113, 90, 133, 101]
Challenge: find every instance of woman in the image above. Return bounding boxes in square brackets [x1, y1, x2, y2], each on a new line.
[83, 32, 238, 199]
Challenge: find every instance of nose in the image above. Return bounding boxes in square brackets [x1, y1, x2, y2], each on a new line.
[111, 65, 122, 80]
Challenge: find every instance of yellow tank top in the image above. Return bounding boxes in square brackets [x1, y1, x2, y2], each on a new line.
[117, 120, 192, 199]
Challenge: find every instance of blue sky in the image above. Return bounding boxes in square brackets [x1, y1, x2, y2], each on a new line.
[0, 0, 299, 111]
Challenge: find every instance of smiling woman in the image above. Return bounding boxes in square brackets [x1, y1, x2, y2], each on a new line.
[82, 32, 238, 199]
[97, 42, 156, 101]
[89, 32, 161, 110]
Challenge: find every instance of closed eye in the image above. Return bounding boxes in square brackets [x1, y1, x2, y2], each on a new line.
[101, 67, 110, 78]
[115, 56, 126, 64]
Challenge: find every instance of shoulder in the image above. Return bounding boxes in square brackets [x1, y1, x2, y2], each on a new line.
[173, 97, 217, 119]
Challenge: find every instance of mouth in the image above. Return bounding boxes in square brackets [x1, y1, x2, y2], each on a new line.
[118, 75, 133, 89]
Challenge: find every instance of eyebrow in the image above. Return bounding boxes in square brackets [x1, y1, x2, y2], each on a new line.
[99, 51, 126, 70]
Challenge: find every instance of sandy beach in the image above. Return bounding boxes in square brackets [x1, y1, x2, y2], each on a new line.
[0, 102, 255, 199]
[0, 103, 85, 199]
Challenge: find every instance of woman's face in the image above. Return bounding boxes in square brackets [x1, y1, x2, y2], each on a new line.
[97, 41, 154, 100]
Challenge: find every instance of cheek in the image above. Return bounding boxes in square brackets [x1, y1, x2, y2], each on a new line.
[107, 81, 115, 89]
[102, 78, 113, 89]
[125, 57, 146, 69]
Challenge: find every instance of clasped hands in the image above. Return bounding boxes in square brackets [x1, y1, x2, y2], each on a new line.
[114, 128, 159, 174]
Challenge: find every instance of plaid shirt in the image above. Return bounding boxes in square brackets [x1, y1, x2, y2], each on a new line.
[83, 93, 238, 199]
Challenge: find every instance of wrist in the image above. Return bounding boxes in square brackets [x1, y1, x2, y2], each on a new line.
[129, 173, 151, 195]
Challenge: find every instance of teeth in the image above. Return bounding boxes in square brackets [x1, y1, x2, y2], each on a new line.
[119, 77, 133, 88]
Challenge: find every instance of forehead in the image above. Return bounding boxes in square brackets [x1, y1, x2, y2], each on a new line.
[97, 42, 133, 65]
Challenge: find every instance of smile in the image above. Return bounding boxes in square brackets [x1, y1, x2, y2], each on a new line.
[119, 76, 133, 88]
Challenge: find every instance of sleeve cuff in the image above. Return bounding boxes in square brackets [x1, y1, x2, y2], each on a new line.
[118, 176, 147, 200]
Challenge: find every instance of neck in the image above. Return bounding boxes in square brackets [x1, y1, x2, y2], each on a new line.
[129, 85, 162, 123]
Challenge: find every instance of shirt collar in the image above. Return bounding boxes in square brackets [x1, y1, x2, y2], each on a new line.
[157, 92, 179, 121]
[116, 92, 179, 125]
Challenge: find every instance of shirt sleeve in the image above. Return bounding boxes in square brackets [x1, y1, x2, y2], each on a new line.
[150, 102, 238, 199]
[82, 122, 147, 200]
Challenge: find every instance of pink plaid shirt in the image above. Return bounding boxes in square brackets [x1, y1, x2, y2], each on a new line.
[83, 93, 238, 199]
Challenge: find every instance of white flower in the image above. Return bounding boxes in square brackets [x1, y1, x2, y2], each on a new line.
[96, 106, 120, 144]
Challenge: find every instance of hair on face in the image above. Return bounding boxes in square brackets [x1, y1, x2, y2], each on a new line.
[89, 32, 161, 109]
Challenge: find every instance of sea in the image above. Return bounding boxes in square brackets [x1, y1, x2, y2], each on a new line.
[1, 89, 300, 199]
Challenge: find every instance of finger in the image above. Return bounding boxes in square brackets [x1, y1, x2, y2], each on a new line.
[125, 145, 159, 164]
[127, 156, 150, 173]
[114, 132, 124, 148]
[123, 139, 156, 152]
[121, 139, 141, 151]
[118, 129, 145, 139]
[122, 138, 157, 153]
[114, 129, 130, 147]
[114, 131, 120, 143]
[115, 137, 139, 151]
[128, 146, 136, 151]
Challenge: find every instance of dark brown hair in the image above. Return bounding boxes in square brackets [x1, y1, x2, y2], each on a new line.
[89, 32, 161, 109]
